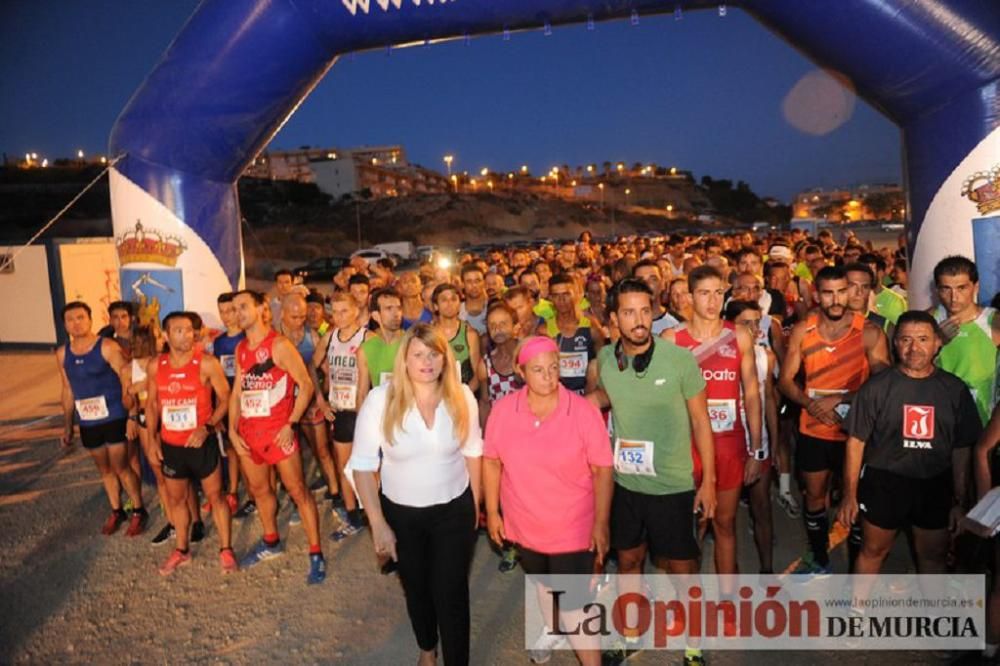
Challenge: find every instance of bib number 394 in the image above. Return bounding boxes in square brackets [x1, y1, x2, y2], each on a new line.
[613, 438, 656, 476]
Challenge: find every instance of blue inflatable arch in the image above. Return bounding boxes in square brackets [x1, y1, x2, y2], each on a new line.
[109, 0, 1000, 323]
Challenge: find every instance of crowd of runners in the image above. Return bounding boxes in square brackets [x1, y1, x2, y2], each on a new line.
[55, 227, 1000, 665]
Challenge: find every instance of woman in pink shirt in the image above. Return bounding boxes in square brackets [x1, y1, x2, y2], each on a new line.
[483, 336, 613, 666]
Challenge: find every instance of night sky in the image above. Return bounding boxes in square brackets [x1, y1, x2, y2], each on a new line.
[0, 1, 902, 202]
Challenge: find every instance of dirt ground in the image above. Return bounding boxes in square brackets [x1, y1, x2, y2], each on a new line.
[0, 351, 963, 665]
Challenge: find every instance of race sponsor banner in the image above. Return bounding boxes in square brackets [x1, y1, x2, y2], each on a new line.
[524, 574, 984, 651]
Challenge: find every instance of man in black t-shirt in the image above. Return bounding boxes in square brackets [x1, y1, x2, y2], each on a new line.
[839, 310, 982, 574]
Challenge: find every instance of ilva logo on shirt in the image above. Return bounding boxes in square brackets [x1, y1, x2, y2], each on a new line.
[902, 405, 935, 449]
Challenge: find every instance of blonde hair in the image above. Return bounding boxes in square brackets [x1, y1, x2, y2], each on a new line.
[382, 323, 470, 446]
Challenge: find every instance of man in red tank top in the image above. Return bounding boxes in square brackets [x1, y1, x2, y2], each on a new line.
[229, 290, 326, 585]
[780, 265, 890, 574]
[661, 265, 763, 575]
[145, 311, 235, 576]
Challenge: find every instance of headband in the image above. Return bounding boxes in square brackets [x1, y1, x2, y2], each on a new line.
[517, 336, 559, 366]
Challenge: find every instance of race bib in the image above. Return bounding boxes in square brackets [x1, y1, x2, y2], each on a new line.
[809, 388, 850, 419]
[559, 352, 588, 378]
[75, 396, 109, 421]
[330, 384, 357, 411]
[707, 398, 737, 433]
[220, 355, 236, 378]
[379, 371, 393, 386]
[241, 389, 271, 417]
[162, 403, 197, 431]
[613, 438, 656, 476]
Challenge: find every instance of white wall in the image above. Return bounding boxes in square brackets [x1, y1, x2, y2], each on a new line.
[312, 158, 359, 199]
[0, 245, 57, 344]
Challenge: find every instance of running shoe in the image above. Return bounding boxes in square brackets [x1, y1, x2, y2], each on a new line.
[239, 539, 284, 569]
[289, 506, 301, 526]
[125, 509, 148, 537]
[602, 638, 641, 665]
[776, 491, 801, 519]
[683, 648, 707, 666]
[330, 521, 365, 542]
[307, 553, 327, 585]
[498, 545, 520, 573]
[309, 476, 328, 492]
[101, 510, 127, 536]
[151, 523, 174, 546]
[158, 549, 192, 576]
[332, 505, 351, 526]
[234, 500, 257, 519]
[528, 626, 570, 664]
[190, 520, 206, 543]
[225, 493, 238, 514]
[791, 552, 832, 576]
[219, 547, 239, 575]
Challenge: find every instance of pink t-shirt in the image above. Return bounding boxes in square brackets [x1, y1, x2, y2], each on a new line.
[483, 385, 612, 554]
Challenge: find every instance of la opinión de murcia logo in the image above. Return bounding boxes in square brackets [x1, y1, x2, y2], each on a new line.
[961, 165, 1000, 215]
[116, 221, 187, 267]
[341, 0, 456, 17]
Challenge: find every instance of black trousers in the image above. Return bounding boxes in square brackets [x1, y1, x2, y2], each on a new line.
[380, 485, 477, 666]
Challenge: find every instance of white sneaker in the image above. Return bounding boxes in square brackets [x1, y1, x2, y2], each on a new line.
[529, 626, 570, 664]
[776, 491, 801, 519]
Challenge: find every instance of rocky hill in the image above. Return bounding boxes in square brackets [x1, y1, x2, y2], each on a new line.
[0, 168, 789, 274]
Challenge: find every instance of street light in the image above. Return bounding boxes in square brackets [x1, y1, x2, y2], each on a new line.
[598, 182, 605, 210]
[520, 165, 528, 173]
[666, 204, 674, 212]
[443, 154, 453, 175]
[625, 188, 631, 206]
[616, 162, 624, 174]
[77, 149, 84, 160]
[480, 167, 489, 177]
[450, 174, 458, 192]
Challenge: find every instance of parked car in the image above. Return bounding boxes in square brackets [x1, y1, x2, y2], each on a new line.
[293, 256, 348, 281]
[351, 248, 390, 265]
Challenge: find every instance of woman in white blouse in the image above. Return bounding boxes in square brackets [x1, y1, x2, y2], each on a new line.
[351, 323, 482, 666]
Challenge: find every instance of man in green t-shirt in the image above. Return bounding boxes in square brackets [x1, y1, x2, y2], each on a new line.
[588, 278, 716, 664]
[929, 255, 1000, 425]
[357, 288, 404, 406]
[861, 253, 907, 326]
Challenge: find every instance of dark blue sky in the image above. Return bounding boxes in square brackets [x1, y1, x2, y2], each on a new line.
[0, 1, 901, 202]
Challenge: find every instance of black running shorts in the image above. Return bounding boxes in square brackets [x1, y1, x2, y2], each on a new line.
[610, 484, 699, 562]
[519, 546, 597, 610]
[858, 466, 951, 531]
[161, 442, 220, 481]
[80, 418, 128, 450]
[332, 410, 358, 443]
[795, 432, 845, 474]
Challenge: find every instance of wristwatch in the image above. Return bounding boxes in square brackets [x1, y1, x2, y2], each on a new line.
[752, 448, 768, 461]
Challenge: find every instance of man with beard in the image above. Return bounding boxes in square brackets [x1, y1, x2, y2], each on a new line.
[459, 263, 489, 335]
[146, 311, 235, 575]
[228, 290, 326, 584]
[839, 311, 980, 575]
[779, 266, 890, 574]
[588, 279, 716, 665]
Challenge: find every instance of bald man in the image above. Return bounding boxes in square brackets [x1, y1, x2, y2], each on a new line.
[279, 294, 340, 518]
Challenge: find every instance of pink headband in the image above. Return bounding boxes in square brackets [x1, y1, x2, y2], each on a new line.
[517, 336, 559, 366]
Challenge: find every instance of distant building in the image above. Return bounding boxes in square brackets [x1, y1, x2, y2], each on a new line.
[793, 183, 905, 222]
[243, 144, 447, 198]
